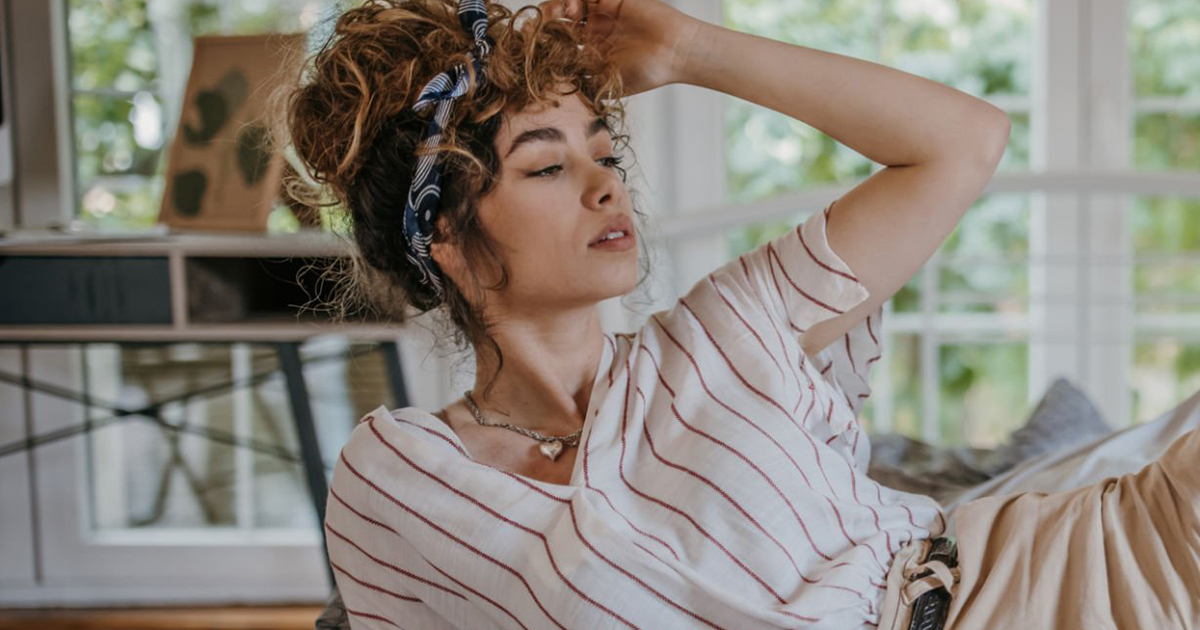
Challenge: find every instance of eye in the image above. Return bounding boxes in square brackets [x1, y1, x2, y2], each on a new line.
[527, 156, 626, 179]
[599, 155, 624, 169]
[529, 164, 562, 178]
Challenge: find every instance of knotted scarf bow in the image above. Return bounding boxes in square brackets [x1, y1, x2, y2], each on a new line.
[403, 0, 494, 299]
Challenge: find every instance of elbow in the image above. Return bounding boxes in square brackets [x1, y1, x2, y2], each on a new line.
[972, 106, 1012, 170]
[931, 104, 1012, 170]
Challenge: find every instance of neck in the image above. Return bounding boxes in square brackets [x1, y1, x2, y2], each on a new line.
[469, 304, 606, 436]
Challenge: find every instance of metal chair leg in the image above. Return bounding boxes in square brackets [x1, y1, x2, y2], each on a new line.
[275, 342, 334, 586]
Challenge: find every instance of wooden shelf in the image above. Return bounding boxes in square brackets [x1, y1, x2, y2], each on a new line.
[0, 231, 397, 341]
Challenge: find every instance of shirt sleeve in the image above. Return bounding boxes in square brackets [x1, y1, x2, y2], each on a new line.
[707, 199, 885, 418]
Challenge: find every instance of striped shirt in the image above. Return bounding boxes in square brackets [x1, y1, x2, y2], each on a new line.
[326, 202, 947, 629]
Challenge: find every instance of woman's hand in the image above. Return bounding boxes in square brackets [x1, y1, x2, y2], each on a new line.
[535, 0, 707, 96]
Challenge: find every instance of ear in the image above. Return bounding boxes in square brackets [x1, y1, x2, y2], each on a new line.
[429, 216, 465, 280]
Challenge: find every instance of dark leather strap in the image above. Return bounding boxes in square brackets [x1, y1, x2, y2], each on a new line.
[906, 537, 958, 630]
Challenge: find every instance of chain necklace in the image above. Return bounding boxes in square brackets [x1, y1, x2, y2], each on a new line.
[463, 390, 582, 461]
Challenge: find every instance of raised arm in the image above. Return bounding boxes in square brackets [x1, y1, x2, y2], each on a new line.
[550, 0, 1010, 355]
[675, 22, 1010, 356]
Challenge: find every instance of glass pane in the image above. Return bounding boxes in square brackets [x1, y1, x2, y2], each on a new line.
[938, 341, 1029, 447]
[937, 264, 1027, 313]
[1134, 197, 1200, 254]
[73, 93, 164, 183]
[77, 180, 164, 229]
[220, 0, 337, 35]
[724, 0, 881, 61]
[1134, 113, 1200, 171]
[725, 212, 805, 258]
[84, 340, 385, 533]
[87, 345, 250, 530]
[73, 91, 166, 228]
[862, 332, 922, 437]
[893, 274, 921, 313]
[68, 0, 158, 91]
[1131, 1, 1200, 98]
[883, 0, 1034, 97]
[936, 193, 1030, 313]
[939, 193, 1030, 257]
[1133, 196, 1200, 315]
[723, 0, 884, 205]
[1131, 340, 1200, 424]
[723, 0, 1032, 203]
[725, 100, 874, 203]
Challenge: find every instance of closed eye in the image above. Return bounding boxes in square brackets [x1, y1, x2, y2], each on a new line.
[529, 155, 625, 178]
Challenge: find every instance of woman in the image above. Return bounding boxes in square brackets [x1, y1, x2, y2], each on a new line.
[283, 0, 1200, 628]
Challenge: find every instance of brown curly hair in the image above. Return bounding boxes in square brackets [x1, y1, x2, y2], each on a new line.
[276, 0, 652, 399]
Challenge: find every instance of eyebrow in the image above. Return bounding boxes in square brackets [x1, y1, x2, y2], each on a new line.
[504, 116, 610, 159]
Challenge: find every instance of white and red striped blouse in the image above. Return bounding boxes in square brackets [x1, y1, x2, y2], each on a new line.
[325, 202, 947, 629]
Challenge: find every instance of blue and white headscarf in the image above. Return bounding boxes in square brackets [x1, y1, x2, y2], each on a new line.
[403, 0, 494, 299]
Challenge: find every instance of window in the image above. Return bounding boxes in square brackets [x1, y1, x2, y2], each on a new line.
[710, 0, 1200, 445]
[1129, 1, 1200, 424]
[13, 0, 1200, 605]
[721, 0, 1035, 445]
[66, 0, 340, 229]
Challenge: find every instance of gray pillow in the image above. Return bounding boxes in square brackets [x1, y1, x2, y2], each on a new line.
[990, 376, 1112, 470]
[868, 377, 1111, 504]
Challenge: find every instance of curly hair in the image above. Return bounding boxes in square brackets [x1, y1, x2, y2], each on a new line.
[275, 0, 653, 399]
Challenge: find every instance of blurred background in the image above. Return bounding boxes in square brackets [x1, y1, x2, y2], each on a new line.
[0, 0, 1197, 625]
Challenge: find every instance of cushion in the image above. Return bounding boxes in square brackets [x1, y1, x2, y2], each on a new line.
[867, 377, 1111, 504]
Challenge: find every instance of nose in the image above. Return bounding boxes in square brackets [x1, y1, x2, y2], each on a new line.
[583, 158, 621, 211]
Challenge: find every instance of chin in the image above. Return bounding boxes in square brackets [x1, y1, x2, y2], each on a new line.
[582, 273, 639, 304]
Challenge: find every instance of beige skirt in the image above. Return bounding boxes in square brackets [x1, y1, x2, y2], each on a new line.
[879, 421, 1200, 629]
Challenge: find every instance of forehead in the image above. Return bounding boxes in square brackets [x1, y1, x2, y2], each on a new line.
[496, 93, 598, 148]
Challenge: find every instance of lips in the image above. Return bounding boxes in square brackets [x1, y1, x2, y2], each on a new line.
[588, 214, 635, 246]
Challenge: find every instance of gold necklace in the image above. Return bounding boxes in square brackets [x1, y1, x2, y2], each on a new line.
[463, 390, 583, 461]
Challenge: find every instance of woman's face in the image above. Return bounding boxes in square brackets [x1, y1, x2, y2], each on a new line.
[441, 91, 638, 313]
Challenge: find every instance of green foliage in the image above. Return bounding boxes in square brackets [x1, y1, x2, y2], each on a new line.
[1134, 113, 1200, 171]
[68, 0, 156, 91]
[1131, 1, 1200, 97]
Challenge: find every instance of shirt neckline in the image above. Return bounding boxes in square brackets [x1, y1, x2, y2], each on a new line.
[402, 331, 615, 490]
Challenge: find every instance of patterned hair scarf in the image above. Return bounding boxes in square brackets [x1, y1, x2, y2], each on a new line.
[403, 0, 494, 299]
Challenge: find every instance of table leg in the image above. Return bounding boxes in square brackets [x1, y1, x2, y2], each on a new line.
[380, 341, 410, 409]
[275, 342, 333, 586]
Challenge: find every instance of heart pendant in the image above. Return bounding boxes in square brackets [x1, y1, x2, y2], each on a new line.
[539, 440, 564, 461]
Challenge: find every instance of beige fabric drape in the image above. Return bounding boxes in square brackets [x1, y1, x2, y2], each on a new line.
[882, 417, 1200, 629]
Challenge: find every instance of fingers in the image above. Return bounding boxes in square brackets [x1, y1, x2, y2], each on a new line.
[536, 0, 563, 19]
[539, 0, 588, 24]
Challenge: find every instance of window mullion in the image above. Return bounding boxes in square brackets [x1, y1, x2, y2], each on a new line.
[1085, 0, 1134, 427]
[1028, 0, 1088, 411]
[667, 0, 729, 304]
[920, 256, 939, 443]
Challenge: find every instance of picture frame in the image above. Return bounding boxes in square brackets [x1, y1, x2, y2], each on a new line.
[159, 34, 304, 232]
